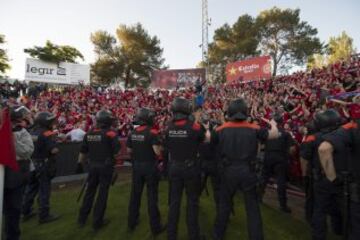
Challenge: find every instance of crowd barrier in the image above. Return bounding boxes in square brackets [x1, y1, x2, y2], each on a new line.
[55, 138, 130, 177]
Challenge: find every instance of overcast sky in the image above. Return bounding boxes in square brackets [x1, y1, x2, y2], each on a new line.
[0, 0, 359, 79]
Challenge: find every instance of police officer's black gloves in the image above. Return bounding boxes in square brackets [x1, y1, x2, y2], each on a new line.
[331, 177, 343, 187]
[75, 162, 84, 174]
[303, 176, 310, 186]
[302, 176, 310, 191]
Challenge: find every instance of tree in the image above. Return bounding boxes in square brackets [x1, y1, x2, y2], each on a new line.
[328, 31, 356, 64]
[91, 23, 166, 87]
[0, 34, 10, 76]
[307, 31, 356, 69]
[307, 53, 327, 69]
[256, 7, 323, 76]
[90, 31, 124, 84]
[207, 15, 260, 83]
[24, 40, 84, 63]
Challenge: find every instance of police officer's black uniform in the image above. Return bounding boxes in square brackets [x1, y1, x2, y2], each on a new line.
[3, 107, 33, 240]
[164, 97, 206, 240]
[301, 110, 343, 240]
[323, 118, 360, 240]
[300, 121, 317, 224]
[127, 108, 164, 235]
[78, 110, 120, 230]
[212, 98, 273, 240]
[199, 120, 221, 212]
[262, 115, 296, 212]
[22, 111, 60, 224]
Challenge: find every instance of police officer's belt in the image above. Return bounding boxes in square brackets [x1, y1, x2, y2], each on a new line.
[350, 182, 360, 203]
[170, 159, 197, 168]
[312, 169, 326, 181]
[265, 150, 287, 154]
[222, 158, 252, 167]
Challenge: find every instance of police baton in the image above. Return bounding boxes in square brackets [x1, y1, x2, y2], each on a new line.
[111, 171, 119, 186]
[342, 171, 350, 240]
[304, 175, 314, 224]
[200, 173, 210, 196]
[77, 176, 88, 203]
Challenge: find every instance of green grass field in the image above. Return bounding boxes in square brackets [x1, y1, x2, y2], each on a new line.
[21, 181, 340, 240]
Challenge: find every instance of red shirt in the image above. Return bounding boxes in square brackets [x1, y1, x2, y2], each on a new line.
[349, 103, 360, 119]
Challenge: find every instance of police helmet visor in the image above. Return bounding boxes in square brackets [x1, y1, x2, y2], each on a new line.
[227, 99, 248, 121]
[171, 98, 192, 116]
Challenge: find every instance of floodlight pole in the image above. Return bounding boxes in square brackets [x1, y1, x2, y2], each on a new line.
[202, 0, 209, 63]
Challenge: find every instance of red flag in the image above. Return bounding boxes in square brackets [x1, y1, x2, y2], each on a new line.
[0, 109, 19, 171]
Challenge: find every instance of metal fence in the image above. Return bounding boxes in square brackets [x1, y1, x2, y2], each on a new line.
[55, 138, 130, 177]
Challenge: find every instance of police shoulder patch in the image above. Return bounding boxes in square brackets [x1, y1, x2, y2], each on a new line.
[192, 123, 201, 131]
[106, 131, 117, 138]
[216, 121, 260, 132]
[136, 126, 147, 132]
[342, 122, 358, 130]
[303, 135, 316, 143]
[150, 129, 159, 135]
[174, 120, 187, 126]
[43, 130, 55, 137]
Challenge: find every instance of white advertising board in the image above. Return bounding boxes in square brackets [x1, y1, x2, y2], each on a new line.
[25, 58, 90, 85]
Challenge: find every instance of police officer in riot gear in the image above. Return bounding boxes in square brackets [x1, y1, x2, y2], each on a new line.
[300, 120, 318, 224]
[22, 111, 60, 224]
[3, 107, 34, 240]
[199, 115, 221, 212]
[77, 110, 120, 230]
[319, 114, 360, 240]
[261, 113, 296, 213]
[212, 98, 279, 240]
[301, 109, 343, 240]
[165, 97, 208, 240]
[127, 108, 165, 235]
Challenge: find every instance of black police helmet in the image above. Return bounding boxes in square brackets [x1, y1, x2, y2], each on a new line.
[306, 120, 317, 135]
[314, 109, 342, 133]
[35, 111, 56, 128]
[96, 110, 114, 128]
[10, 106, 26, 122]
[134, 108, 155, 126]
[227, 98, 248, 121]
[171, 97, 192, 120]
[272, 113, 284, 125]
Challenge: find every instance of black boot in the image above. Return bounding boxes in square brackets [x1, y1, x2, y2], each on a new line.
[152, 224, 167, 236]
[279, 205, 292, 213]
[23, 212, 37, 222]
[128, 219, 139, 232]
[93, 219, 110, 231]
[39, 214, 60, 224]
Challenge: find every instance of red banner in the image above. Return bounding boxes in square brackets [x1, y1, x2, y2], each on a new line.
[226, 56, 272, 83]
[0, 109, 18, 171]
[151, 68, 206, 89]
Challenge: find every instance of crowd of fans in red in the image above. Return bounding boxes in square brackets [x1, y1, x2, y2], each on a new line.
[1, 56, 360, 144]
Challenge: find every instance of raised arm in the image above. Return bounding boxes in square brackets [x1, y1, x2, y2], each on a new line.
[330, 98, 350, 106]
[318, 141, 336, 181]
[261, 118, 279, 140]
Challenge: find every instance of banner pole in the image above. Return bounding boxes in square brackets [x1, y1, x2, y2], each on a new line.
[0, 164, 4, 240]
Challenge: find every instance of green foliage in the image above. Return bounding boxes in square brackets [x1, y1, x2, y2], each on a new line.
[24, 40, 84, 64]
[328, 31, 356, 64]
[0, 34, 11, 75]
[307, 53, 327, 69]
[256, 7, 323, 76]
[307, 31, 356, 69]
[208, 15, 259, 83]
[91, 23, 166, 87]
[208, 7, 323, 80]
